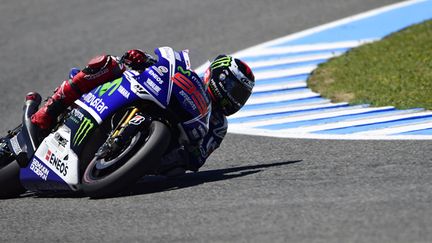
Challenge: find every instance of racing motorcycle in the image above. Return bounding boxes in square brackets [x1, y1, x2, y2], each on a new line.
[0, 47, 211, 198]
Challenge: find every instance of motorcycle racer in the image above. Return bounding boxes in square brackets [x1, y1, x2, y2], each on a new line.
[30, 49, 255, 175]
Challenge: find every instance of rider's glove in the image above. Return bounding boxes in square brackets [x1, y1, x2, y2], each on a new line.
[121, 49, 156, 71]
[69, 67, 81, 79]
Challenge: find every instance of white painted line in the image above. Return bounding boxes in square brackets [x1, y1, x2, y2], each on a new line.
[253, 81, 306, 92]
[226, 126, 432, 140]
[229, 105, 387, 128]
[354, 120, 432, 135]
[278, 110, 432, 133]
[233, 0, 426, 55]
[235, 39, 376, 58]
[247, 52, 343, 69]
[246, 90, 320, 105]
[230, 102, 347, 119]
[254, 65, 316, 80]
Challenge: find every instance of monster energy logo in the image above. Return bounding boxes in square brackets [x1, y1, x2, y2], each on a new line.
[73, 117, 94, 146]
[210, 56, 232, 70]
[95, 78, 122, 97]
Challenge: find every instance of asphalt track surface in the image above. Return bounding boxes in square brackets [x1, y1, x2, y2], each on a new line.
[1, 0, 431, 242]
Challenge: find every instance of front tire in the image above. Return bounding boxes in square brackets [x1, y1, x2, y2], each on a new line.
[81, 121, 170, 198]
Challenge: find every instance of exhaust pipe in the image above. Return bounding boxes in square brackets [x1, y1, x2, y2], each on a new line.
[20, 92, 42, 161]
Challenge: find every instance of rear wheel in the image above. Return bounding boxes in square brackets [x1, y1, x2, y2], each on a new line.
[81, 121, 170, 198]
[0, 127, 25, 198]
[0, 161, 25, 198]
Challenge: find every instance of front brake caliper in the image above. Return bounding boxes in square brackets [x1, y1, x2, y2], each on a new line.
[96, 112, 152, 160]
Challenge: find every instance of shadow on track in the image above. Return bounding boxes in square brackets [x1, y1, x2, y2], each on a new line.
[117, 160, 302, 198]
[15, 160, 301, 199]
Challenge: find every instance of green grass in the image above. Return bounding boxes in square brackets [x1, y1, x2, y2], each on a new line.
[307, 19, 432, 110]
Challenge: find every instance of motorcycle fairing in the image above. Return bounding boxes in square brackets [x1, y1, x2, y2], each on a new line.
[20, 124, 80, 191]
[171, 71, 211, 142]
[124, 47, 211, 142]
[73, 47, 185, 124]
[134, 47, 177, 108]
[75, 77, 139, 124]
[20, 156, 71, 191]
[19, 101, 109, 192]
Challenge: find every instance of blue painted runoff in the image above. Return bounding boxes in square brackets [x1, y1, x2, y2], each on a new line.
[397, 127, 432, 135]
[255, 74, 308, 83]
[250, 88, 312, 98]
[229, 103, 350, 123]
[273, 0, 432, 46]
[240, 48, 350, 62]
[258, 107, 409, 130]
[252, 59, 327, 73]
[238, 97, 328, 112]
[314, 112, 432, 134]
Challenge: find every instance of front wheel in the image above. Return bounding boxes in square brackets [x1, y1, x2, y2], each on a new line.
[81, 121, 171, 198]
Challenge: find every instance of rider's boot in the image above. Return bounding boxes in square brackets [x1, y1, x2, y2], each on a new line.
[31, 55, 125, 131]
[30, 80, 80, 131]
[156, 147, 190, 177]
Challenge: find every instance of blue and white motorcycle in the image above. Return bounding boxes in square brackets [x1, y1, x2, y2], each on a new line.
[0, 47, 211, 198]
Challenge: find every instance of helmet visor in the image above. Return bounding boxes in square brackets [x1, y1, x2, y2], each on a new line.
[221, 76, 252, 115]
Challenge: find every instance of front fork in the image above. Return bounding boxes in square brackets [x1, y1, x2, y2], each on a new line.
[95, 107, 152, 159]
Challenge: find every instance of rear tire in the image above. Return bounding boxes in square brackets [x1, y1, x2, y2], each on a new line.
[81, 121, 170, 198]
[0, 161, 25, 198]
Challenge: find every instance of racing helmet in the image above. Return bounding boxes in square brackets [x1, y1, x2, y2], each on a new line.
[204, 55, 255, 116]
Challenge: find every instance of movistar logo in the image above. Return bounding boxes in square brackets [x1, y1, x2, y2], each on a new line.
[73, 117, 94, 146]
[177, 66, 191, 76]
[210, 56, 232, 70]
[95, 78, 122, 97]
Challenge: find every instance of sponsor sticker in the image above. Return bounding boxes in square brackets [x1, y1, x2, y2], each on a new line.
[158, 66, 168, 74]
[54, 132, 68, 147]
[146, 78, 161, 94]
[82, 93, 109, 114]
[73, 117, 94, 146]
[152, 66, 168, 76]
[44, 150, 69, 176]
[9, 136, 22, 154]
[70, 109, 84, 123]
[96, 78, 122, 97]
[148, 69, 164, 85]
[133, 84, 147, 94]
[172, 73, 208, 116]
[129, 115, 145, 125]
[210, 56, 232, 69]
[30, 158, 50, 181]
[177, 66, 191, 76]
[118, 85, 130, 99]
